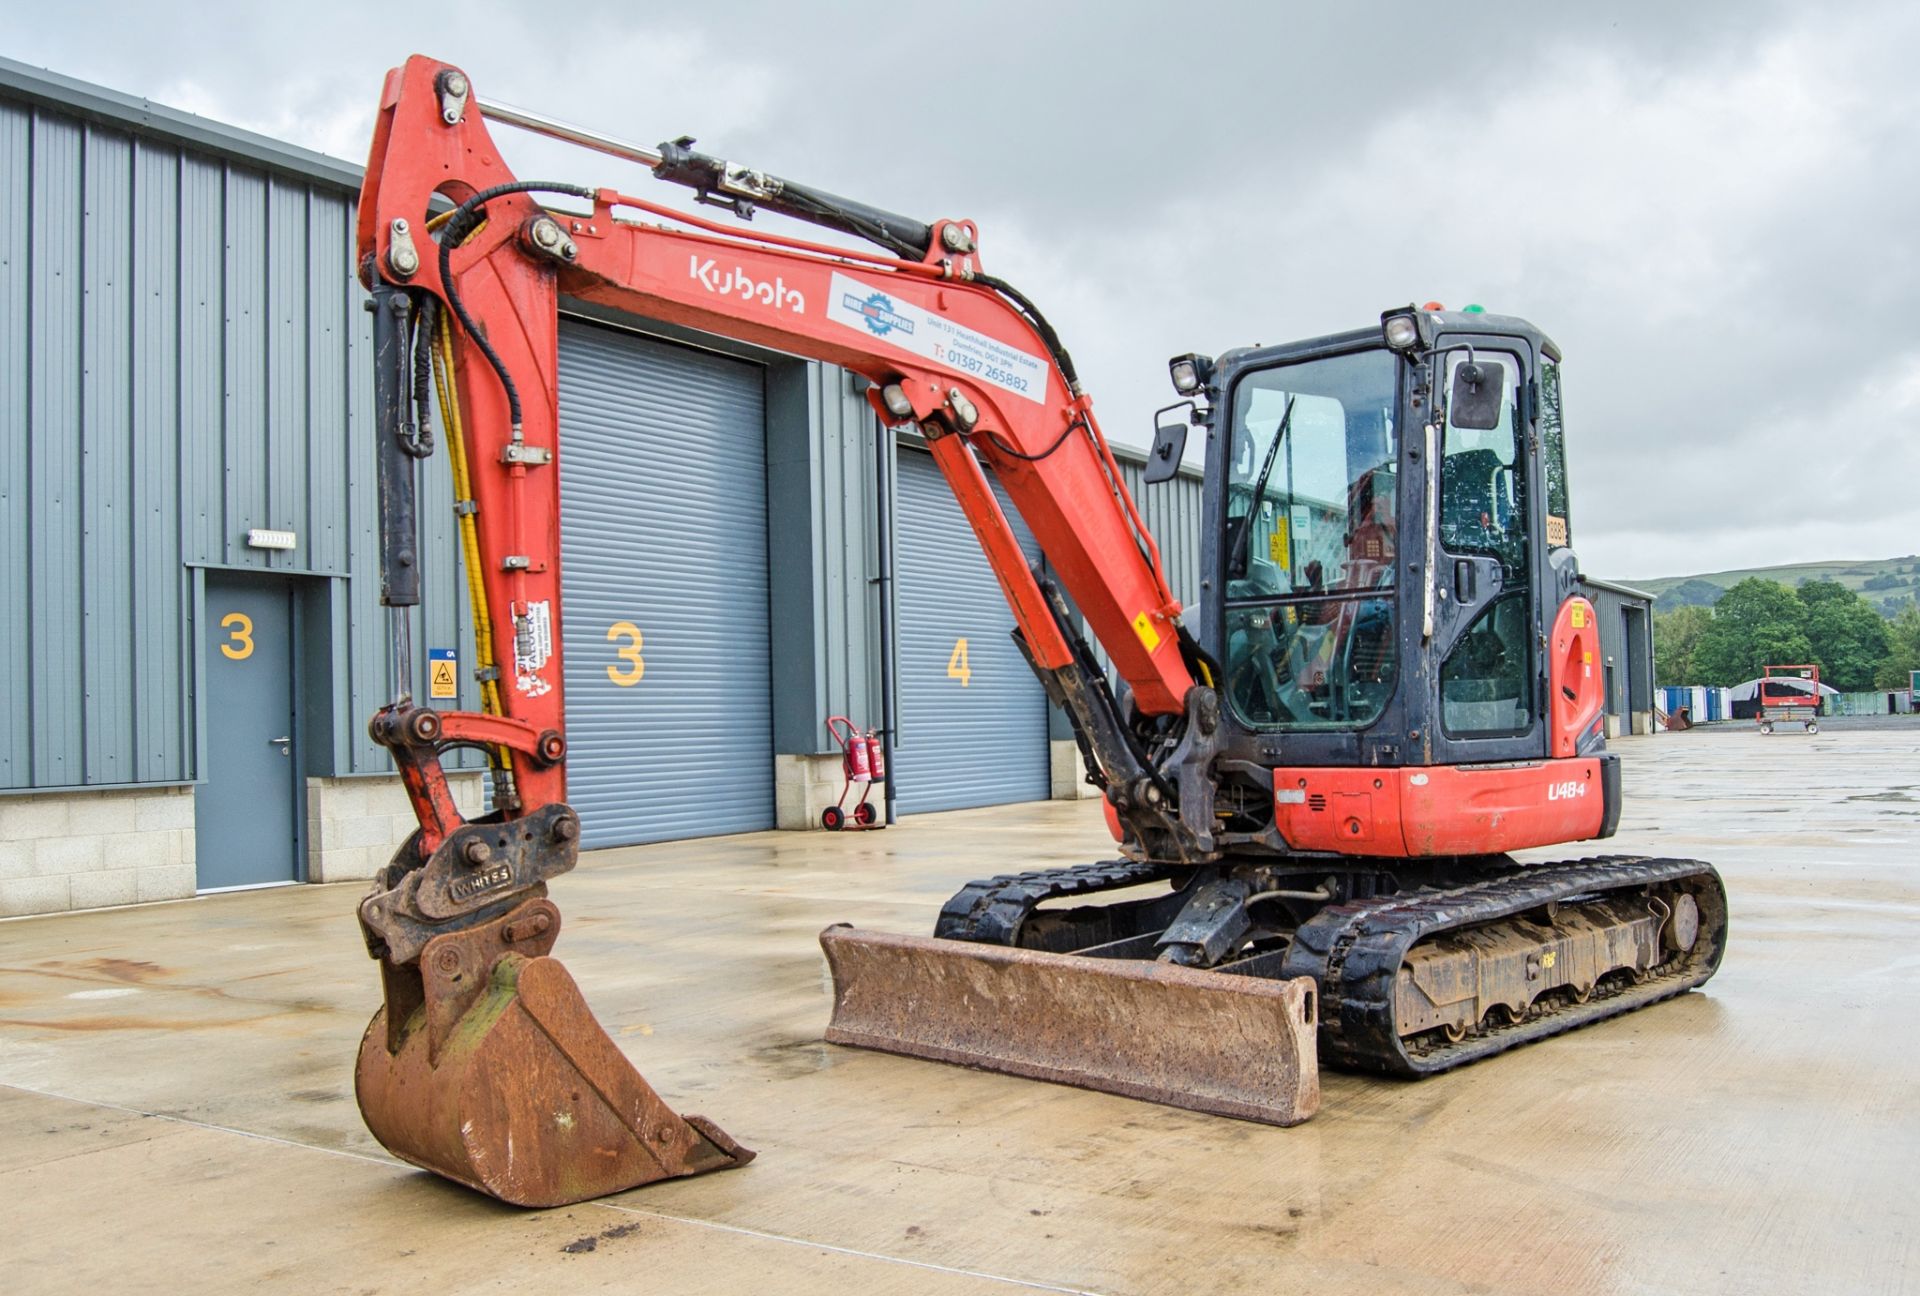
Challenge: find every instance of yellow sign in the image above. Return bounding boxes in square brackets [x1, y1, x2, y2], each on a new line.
[1132, 612, 1163, 654]
[219, 612, 254, 660]
[1267, 519, 1290, 570]
[429, 650, 458, 700]
[1570, 604, 1587, 629]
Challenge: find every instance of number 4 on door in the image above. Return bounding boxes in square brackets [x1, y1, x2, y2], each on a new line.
[947, 637, 971, 688]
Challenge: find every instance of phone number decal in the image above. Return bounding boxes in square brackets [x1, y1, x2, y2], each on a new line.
[826, 271, 1047, 404]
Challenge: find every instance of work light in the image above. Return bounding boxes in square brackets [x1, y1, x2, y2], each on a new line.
[1381, 309, 1420, 351]
[1168, 354, 1212, 395]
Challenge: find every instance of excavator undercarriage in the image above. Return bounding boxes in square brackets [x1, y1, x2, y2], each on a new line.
[825, 854, 1724, 1117]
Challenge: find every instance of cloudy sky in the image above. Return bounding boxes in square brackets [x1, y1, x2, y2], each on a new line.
[7, 1, 1916, 580]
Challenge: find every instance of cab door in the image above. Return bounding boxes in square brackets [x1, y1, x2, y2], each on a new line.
[1425, 340, 1547, 767]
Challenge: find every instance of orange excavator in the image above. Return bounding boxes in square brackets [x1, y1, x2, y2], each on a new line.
[351, 56, 1727, 1207]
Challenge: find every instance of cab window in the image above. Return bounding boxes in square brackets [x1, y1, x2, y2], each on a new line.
[1222, 349, 1399, 732]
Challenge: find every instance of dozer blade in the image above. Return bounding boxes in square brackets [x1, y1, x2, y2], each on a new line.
[820, 925, 1320, 1125]
[357, 900, 752, 1207]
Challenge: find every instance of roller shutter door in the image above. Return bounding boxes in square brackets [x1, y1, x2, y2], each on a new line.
[891, 447, 1050, 813]
[555, 321, 773, 847]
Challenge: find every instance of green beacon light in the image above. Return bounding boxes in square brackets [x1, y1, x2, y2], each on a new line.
[1462, 303, 1486, 313]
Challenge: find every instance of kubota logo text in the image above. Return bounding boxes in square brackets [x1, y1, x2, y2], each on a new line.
[690, 256, 804, 312]
[1547, 781, 1587, 801]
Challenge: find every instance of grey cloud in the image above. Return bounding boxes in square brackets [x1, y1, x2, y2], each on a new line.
[6, 0, 1913, 578]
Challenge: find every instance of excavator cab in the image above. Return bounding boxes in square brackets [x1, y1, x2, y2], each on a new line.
[1204, 309, 1590, 791]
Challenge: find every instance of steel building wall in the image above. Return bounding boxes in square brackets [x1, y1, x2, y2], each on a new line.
[1578, 582, 1653, 721]
[767, 365, 885, 755]
[1112, 455, 1205, 614]
[1065, 456, 1205, 702]
[0, 80, 474, 791]
[0, 57, 1213, 812]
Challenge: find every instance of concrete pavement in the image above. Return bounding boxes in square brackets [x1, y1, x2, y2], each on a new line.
[2, 723, 1916, 1294]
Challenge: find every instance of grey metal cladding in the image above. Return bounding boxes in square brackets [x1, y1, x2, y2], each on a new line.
[890, 446, 1050, 813]
[554, 320, 775, 847]
[813, 368, 883, 744]
[0, 89, 475, 790]
[0, 56, 1211, 805]
[1079, 456, 1203, 682]
[0, 104, 27, 786]
[0, 54, 364, 195]
[766, 363, 884, 756]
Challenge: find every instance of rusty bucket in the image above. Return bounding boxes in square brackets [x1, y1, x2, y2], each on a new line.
[819, 925, 1320, 1125]
[357, 900, 752, 1207]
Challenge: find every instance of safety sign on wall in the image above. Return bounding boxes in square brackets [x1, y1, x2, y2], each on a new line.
[429, 648, 458, 700]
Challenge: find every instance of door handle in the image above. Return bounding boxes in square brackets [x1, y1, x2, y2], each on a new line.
[1453, 559, 1476, 604]
[269, 735, 292, 756]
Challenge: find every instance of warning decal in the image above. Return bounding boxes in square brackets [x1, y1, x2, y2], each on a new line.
[428, 648, 458, 700]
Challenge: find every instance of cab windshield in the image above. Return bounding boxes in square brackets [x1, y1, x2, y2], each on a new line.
[1223, 349, 1399, 730]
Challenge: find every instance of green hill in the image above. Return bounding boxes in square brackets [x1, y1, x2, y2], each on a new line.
[1624, 556, 1920, 617]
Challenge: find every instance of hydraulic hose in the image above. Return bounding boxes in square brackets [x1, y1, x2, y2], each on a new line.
[436, 180, 595, 436]
[430, 312, 513, 783]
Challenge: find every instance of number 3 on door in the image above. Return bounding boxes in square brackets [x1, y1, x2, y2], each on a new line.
[607, 621, 645, 686]
[947, 637, 971, 688]
[219, 612, 254, 661]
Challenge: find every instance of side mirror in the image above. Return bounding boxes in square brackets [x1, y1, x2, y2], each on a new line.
[1449, 360, 1505, 431]
[1143, 421, 1188, 484]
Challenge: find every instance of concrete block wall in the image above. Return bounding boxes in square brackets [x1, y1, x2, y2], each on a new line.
[1050, 740, 1101, 801]
[0, 787, 196, 917]
[774, 753, 889, 830]
[306, 773, 487, 883]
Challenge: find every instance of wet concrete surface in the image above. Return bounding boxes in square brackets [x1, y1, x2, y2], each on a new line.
[1, 724, 1916, 1294]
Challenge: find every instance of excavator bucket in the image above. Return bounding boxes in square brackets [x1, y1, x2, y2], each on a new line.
[819, 925, 1320, 1125]
[356, 899, 752, 1207]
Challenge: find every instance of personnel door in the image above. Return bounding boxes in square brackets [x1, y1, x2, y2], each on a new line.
[195, 572, 302, 890]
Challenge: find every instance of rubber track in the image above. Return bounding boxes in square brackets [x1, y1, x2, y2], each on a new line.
[1277, 855, 1728, 1077]
[934, 859, 1174, 945]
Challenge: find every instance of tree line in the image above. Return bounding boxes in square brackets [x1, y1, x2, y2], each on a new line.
[1654, 578, 1920, 692]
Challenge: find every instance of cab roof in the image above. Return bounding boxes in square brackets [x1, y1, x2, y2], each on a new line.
[1214, 310, 1560, 376]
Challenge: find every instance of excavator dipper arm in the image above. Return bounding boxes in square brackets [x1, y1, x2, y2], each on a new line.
[349, 56, 1306, 1208]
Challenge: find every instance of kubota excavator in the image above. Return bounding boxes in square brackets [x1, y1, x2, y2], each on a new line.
[350, 56, 1727, 1208]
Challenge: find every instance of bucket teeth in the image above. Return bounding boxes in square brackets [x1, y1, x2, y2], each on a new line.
[820, 924, 1320, 1126]
[356, 899, 751, 1207]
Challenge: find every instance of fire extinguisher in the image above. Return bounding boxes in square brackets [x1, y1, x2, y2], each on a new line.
[846, 729, 872, 782]
[864, 729, 886, 782]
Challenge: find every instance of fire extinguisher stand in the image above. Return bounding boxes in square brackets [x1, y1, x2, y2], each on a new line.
[822, 716, 887, 831]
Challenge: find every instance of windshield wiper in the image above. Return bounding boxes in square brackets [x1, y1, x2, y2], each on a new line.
[1226, 395, 1296, 581]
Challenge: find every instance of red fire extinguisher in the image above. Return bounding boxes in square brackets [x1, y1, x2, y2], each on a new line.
[864, 729, 886, 782]
[846, 729, 872, 782]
